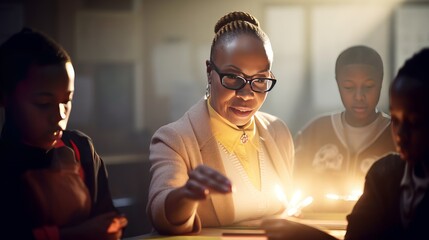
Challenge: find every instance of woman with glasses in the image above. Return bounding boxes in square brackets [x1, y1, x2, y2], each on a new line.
[146, 11, 294, 235]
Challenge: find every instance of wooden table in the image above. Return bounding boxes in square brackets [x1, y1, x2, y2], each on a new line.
[125, 227, 268, 240]
[124, 222, 346, 240]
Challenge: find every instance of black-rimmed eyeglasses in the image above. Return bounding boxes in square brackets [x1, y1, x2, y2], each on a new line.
[210, 62, 277, 93]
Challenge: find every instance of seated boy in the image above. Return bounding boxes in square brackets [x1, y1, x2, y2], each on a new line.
[293, 45, 395, 216]
[0, 28, 127, 239]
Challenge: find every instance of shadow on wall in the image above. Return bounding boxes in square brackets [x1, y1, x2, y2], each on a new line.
[106, 158, 153, 237]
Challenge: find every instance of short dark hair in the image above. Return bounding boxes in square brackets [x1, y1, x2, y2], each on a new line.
[335, 45, 383, 79]
[391, 48, 429, 112]
[0, 28, 71, 96]
[396, 48, 429, 86]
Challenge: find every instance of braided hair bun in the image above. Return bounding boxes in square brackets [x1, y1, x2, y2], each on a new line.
[214, 11, 260, 33]
[210, 11, 269, 60]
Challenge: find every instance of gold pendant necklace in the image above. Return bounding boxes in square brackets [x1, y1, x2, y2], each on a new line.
[240, 131, 248, 144]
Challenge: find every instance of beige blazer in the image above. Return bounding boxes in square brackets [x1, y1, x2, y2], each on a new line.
[147, 98, 294, 234]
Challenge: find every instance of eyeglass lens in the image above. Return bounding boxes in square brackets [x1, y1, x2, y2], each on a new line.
[222, 75, 273, 92]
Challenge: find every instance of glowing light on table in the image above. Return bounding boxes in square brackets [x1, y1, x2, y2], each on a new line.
[325, 189, 363, 201]
[275, 185, 313, 217]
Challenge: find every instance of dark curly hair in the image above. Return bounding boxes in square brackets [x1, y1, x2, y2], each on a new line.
[396, 48, 429, 85]
[391, 48, 429, 103]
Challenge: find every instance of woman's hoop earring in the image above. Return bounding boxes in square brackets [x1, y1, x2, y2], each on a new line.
[205, 83, 211, 99]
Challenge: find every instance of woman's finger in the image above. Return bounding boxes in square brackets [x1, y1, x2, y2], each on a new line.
[191, 165, 232, 193]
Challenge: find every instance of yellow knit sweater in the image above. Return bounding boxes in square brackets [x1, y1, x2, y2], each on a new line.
[207, 101, 261, 190]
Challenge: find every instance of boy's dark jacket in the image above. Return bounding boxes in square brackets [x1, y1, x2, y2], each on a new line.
[0, 125, 117, 239]
[346, 153, 429, 240]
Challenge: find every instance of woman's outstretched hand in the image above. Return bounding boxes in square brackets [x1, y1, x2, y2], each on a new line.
[183, 165, 232, 200]
[165, 165, 232, 225]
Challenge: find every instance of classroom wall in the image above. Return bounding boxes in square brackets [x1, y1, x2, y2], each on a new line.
[1, 0, 429, 154]
[140, 0, 429, 136]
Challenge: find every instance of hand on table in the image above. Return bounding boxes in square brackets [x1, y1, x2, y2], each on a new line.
[60, 211, 128, 240]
